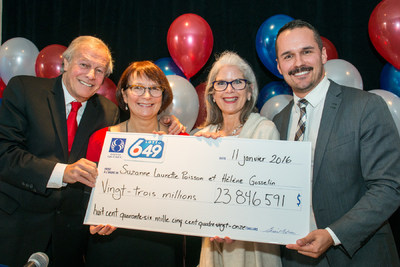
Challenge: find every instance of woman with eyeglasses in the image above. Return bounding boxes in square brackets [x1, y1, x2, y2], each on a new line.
[84, 61, 191, 266]
[195, 51, 282, 267]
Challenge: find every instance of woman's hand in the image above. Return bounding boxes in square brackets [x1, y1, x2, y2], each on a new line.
[90, 224, 117, 235]
[159, 115, 186, 135]
[153, 130, 167, 135]
[210, 236, 234, 244]
[194, 131, 225, 139]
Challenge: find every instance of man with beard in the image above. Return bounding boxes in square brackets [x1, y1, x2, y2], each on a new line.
[273, 20, 400, 266]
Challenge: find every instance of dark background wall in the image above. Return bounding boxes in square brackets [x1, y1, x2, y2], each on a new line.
[2, 0, 384, 92]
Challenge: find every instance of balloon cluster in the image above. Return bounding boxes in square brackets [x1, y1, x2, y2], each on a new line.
[255, 14, 365, 118]
[0, 37, 118, 107]
[0, 14, 211, 130]
[4, 9, 397, 136]
[0, 39, 67, 83]
[0, 38, 62, 106]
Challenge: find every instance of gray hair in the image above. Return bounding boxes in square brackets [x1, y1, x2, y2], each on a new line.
[204, 51, 258, 126]
[61, 36, 113, 76]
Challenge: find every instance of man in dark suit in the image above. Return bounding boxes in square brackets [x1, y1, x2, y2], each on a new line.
[0, 36, 120, 266]
[273, 20, 400, 266]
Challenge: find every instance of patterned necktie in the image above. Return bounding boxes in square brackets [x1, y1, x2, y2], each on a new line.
[294, 99, 309, 141]
[67, 101, 82, 152]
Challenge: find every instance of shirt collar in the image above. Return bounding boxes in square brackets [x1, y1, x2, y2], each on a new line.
[61, 79, 88, 108]
[293, 75, 330, 109]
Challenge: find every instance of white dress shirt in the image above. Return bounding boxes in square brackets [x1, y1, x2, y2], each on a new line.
[288, 76, 341, 245]
[47, 80, 87, 188]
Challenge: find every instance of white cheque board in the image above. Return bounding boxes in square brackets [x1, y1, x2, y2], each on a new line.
[84, 132, 311, 244]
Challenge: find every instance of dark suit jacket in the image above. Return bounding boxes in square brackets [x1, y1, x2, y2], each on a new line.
[0, 75, 119, 267]
[273, 81, 400, 266]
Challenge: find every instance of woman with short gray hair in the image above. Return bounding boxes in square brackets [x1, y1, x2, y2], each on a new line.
[196, 51, 282, 267]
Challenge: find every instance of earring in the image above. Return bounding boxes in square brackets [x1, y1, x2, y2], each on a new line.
[125, 104, 128, 110]
[213, 98, 216, 103]
[247, 96, 251, 101]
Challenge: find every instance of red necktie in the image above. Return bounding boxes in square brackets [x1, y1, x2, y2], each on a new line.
[67, 101, 82, 152]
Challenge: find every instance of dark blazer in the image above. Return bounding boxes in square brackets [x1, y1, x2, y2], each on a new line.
[0, 75, 119, 267]
[273, 80, 400, 266]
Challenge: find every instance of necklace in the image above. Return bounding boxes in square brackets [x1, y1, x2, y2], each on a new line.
[217, 123, 244, 136]
[125, 120, 160, 132]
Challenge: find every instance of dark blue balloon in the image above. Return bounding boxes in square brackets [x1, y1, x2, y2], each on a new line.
[380, 63, 400, 97]
[257, 81, 293, 110]
[155, 57, 186, 78]
[255, 14, 294, 79]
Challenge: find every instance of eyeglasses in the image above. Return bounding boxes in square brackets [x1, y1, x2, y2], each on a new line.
[126, 85, 163, 97]
[212, 79, 249, 91]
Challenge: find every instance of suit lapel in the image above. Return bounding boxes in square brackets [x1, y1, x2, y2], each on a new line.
[313, 81, 342, 184]
[47, 77, 69, 160]
[276, 100, 293, 140]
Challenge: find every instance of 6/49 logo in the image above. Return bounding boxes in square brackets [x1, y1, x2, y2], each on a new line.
[128, 138, 164, 159]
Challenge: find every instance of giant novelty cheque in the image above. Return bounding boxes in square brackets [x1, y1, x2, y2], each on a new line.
[84, 132, 311, 244]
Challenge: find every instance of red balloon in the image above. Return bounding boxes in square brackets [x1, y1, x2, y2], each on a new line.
[35, 44, 67, 78]
[321, 36, 338, 60]
[97, 77, 117, 105]
[0, 77, 6, 98]
[369, 0, 400, 69]
[167, 13, 213, 79]
[193, 82, 207, 129]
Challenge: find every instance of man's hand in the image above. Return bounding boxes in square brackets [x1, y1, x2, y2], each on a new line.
[160, 115, 186, 135]
[90, 224, 117, 235]
[63, 158, 98, 187]
[286, 229, 334, 258]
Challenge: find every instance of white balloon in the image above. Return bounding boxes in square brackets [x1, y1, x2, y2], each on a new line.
[163, 75, 199, 132]
[369, 89, 400, 136]
[325, 59, 363, 90]
[260, 94, 293, 120]
[0, 37, 39, 84]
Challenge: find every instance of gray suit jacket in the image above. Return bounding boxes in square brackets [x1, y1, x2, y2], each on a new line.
[273, 80, 400, 266]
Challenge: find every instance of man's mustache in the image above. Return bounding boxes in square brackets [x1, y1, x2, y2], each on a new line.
[288, 66, 313, 76]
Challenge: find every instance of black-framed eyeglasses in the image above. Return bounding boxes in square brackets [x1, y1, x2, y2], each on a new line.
[212, 79, 249, 91]
[126, 84, 163, 97]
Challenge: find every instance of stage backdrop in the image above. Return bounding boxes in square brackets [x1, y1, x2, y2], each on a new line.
[1, 0, 383, 92]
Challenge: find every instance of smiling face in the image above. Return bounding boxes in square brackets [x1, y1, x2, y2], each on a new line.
[276, 27, 327, 98]
[123, 74, 162, 120]
[213, 65, 252, 118]
[62, 44, 109, 102]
